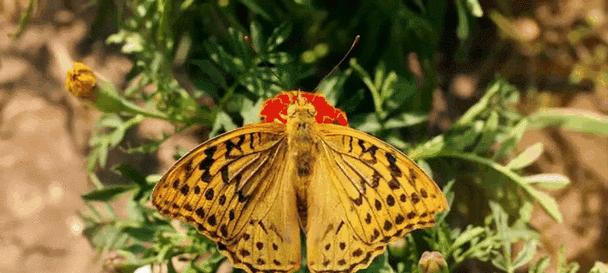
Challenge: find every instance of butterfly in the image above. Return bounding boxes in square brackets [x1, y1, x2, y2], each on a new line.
[152, 91, 448, 273]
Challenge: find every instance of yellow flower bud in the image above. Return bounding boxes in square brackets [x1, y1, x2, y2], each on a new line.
[418, 251, 448, 273]
[65, 62, 97, 99]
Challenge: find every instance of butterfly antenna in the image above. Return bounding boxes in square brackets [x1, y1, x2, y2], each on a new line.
[243, 35, 286, 89]
[313, 35, 360, 93]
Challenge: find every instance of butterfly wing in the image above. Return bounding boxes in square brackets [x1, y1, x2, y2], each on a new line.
[306, 124, 448, 272]
[152, 122, 301, 273]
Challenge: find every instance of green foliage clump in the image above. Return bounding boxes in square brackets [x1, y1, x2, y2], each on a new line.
[75, 1, 608, 273]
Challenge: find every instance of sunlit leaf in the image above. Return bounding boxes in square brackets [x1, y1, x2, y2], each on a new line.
[266, 23, 292, 52]
[506, 143, 544, 170]
[528, 108, 608, 136]
[589, 262, 608, 273]
[523, 174, 570, 190]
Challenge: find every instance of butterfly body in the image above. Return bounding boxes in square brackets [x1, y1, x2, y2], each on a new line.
[285, 94, 320, 227]
[152, 91, 448, 273]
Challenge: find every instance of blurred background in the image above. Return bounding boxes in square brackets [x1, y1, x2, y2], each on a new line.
[0, 0, 606, 273]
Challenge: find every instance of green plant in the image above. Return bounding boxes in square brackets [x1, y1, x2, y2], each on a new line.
[75, 1, 608, 273]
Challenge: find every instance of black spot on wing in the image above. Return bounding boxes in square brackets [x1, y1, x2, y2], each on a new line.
[386, 195, 395, 206]
[358, 139, 379, 164]
[225, 135, 245, 159]
[195, 207, 205, 218]
[180, 184, 189, 195]
[385, 152, 402, 177]
[411, 193, 420, 204]
[199, 146, 217, 183]
[205, 188, 214, 200]
[207, 214, 217, 226]
[248, 133, 255, 150]
[220, 165, 230, 183]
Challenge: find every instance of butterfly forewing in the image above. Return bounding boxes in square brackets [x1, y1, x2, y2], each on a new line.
[305, 123, 448, 272]
[152, 122, 301, 273]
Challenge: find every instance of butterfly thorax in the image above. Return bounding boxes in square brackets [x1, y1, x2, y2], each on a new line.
[285, 97, 318, 228]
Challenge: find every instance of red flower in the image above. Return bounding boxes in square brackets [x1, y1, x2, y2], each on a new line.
[260, 91, 348, 126]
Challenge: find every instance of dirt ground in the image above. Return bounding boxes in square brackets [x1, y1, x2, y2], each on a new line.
[0, 2, 130, 273]
[0, 2, 606, 273]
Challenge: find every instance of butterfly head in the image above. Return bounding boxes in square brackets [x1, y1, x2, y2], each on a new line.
[287, 92, 317, 121]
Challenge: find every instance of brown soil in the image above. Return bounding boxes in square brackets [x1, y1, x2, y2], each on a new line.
[0, 2, 129, 272]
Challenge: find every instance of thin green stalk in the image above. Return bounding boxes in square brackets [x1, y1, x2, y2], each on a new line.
[429, 151, 563, 223]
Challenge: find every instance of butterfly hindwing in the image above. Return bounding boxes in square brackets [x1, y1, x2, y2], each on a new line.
[306, 148, 387, 273]
[305, 123, 448, 272]
[152, 122, 301, 273]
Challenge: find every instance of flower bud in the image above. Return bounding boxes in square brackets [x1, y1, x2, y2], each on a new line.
[388, 238, 407, 258]
[64, 62, 139, 114]
[418, 251, 448, 273]
[65, 62, 97, 99]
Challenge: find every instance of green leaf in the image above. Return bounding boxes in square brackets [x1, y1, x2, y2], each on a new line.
[512, 240, 537, 269]
[147, 174, 161, 184]
[191, 59, 228, 90]
[240, 98, 264, 125]
[444, 121, 484, 151]
[527, 108, 608, 136]
[210, 111, 237, 136]
[83, 223, 127, 249]
[206, 41, 245, 73]
[99, 114, 123, 128]
[123, 226, 156, 242]
[238, 0, 271, 20]
[557, 246, 580, 273]
[114, 164, 148, 187]
[409, 135, 445, 160]
[416, 159, 434, 179]
[494, 119, 529, 160]
[528, 257, 550, 273]
[589, 262, 608, 273]
[124, 136, 167, 154]
[523, 185, 563, 223]
[466, 0, 483, 17]
[350, 113, 381, 133]
[523, 173, 570, 190]
[450, 226, 486, 251]
[474, 111, 499, 153]
[455, 0, 470, 41]
[435, 151, 564, 222]
[351, 59, 384, 117]
[506, 143, 544, 170]
[454, 79, 501, 127]
[384, 112, 428, 129]
[317, 69, 352, 105]
[265, 52, 292, 65]
[82, 185, 137, 201]
[249, 21, 264, 53]
[266, 23, 292, 52]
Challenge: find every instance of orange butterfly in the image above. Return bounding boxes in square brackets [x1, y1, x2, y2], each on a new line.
[152, 91, 448, 273]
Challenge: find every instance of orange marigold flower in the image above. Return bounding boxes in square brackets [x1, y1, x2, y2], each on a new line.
[65, 62, 97, 99]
